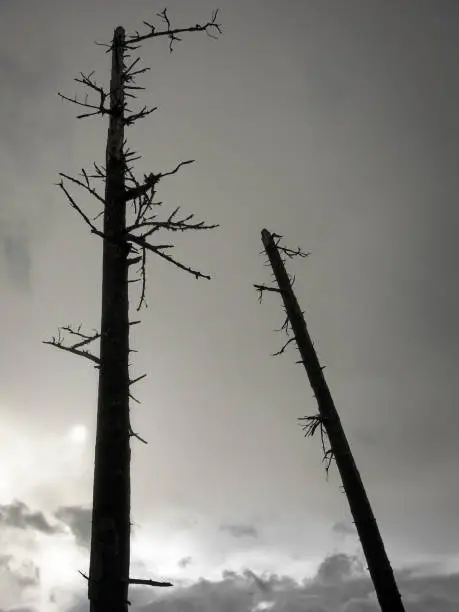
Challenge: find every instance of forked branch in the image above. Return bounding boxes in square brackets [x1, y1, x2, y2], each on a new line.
[43, 325, 101, 367]
[124, 160, 195, 202]
[253, 284, 283, 303]
[57, 180, 105, 239]
[58, 71, 112, 119]
[126, 233, 212, 279]
[127, 8, 222, 52]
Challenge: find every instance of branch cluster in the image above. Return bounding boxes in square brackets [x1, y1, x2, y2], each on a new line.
[43, 325, 101, 367]
[271, 232, 310, 260]
[58, 155, 218, 311]
[126, 8, 222, 52]
[255, 235, 309, 304]
[124, 159, 218, 307]
[298, 414, 335, 477]
[58, 66, 157, 126]
[56, 7, 221, 311]
[58, 71, 112, 120]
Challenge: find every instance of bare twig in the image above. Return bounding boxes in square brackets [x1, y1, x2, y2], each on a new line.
[58, 71, 113, 119]
[129, 425, 148, 445]
[127, 8, 222, 52]
[58, 180, 105, 239]
[59, 325, 101, 349]
[126, 233, 212, 279]
[43, 329, 100, 366]
[129, 374, 147, 386]
[59, 171, 106, 206]
[253, 283, 283, 303]
[298, 414, 335, 477]
[124, 105, 158, 126]
[272, 336, 295, 357]
[129, 391, 141, 404]
[136, 248, 147, 311]
[128, 577, 173, 587]
[124, 160, 194, 202]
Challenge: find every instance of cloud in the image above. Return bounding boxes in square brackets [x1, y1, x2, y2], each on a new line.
[63, 554, 459, 612]
[331, 521, 356, 537]
[220, 523, 259, 539]
[0, 553, 41, 611]
[315, 553, 364, 585]
[0, 500, 61, 535]
[54, 505, 92, 549]
[242, 569, 272, 595]
[178, 556, 193, 569]
[0, 233, 32, 289]
[0, 554, 40, 589]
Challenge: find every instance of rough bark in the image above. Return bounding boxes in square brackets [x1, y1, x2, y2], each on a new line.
[88, 26, 131, 612]
[261, 228, 405, 612]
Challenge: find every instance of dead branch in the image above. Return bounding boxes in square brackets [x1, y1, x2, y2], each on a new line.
[126, 233, 212, 279]
[129, 373, 147, 386]
[275, 312, 291, 335]
[127, 8, 222, 52]
[129, 425, 148, 445]
[128, 577, 173, 587]
[272, 337, 295, 357]
[123, 57, 150, 81]
[253, 283, 283, 303]
[80, 571, 171, 587]
[59, 171, 106, 207]
[127, 256, 142, 266]
[124, 105, 158, 126]
[58, 180, 105, 239]
[58, 92, 111, 119]
[59, 325, 100, 349]
[271, 233, 311, 260]
[124, 160, 194, 202]
[129, 391, 141, 404]
[298, 414, 335, 477]
[88, 162, 107, 181]
[58, 71, 113, 119]
[279, 245, 310, 260]
[136, 248, 147, 310]
[43, 325, 100, 367]
[128, 207, 218, 236]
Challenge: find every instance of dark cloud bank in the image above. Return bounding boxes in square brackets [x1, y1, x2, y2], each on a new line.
[2, 500, 459, 610]
[0, 500, 91, 547]
[66, 555, 459, 612]
[0, 500, 61, 535]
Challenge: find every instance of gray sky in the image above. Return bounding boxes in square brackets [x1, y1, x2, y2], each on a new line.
[1, 1, 459, 610]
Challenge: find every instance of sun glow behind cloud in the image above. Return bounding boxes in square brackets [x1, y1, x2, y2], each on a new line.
[67, 423, 88, 445]
[0, 412, 91, 508]
[0, 412, 92, 610]
[34, 533, 87, 609]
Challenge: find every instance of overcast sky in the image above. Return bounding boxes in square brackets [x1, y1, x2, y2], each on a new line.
[1, 1, 459, 611]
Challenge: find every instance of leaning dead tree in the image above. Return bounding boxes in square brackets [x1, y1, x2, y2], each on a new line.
[44, 9, 221, 612]
[255, 229, 405, 612]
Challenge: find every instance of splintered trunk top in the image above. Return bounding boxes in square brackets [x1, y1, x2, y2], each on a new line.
[261, 229, 406, 612]
[89, 26, 131, 612]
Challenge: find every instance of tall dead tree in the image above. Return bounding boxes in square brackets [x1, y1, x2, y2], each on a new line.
[44, 9, 221, 612]
[255, 229, 405, 612]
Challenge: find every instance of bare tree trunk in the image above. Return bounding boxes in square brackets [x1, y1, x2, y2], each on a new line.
[45, 10, 221, 611]
[88, 27, 130, 612]
[259, 228, 405, 612]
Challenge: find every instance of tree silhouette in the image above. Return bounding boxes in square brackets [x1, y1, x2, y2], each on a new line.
[255, 228, 406, 612]
[44, 9, 221, 612]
